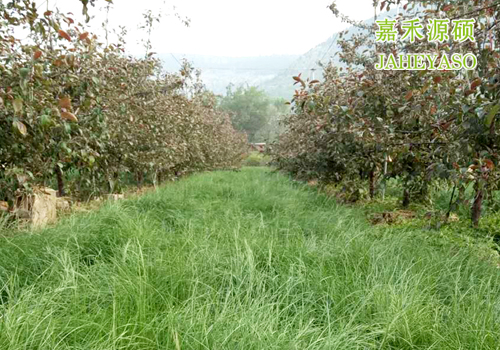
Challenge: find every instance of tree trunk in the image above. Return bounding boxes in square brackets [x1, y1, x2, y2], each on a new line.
[55, 166, 65, 197]
[418, 177, 429, 201]
[136, 171, 144, 189]
[445, 185, 457, 223]
[471, 187, 484, 228]
[369, 167, 376, 199]
[402, 188, 410, 208]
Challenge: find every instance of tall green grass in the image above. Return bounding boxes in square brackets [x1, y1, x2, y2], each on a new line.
[0, 167, 499, 349]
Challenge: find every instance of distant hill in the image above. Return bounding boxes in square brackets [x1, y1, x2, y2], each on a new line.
[159, 54, 300, 96]
[158, 7, 401, 99]
[260, 8, 401, 99]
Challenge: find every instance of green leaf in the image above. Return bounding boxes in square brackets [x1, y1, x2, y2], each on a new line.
[13, 119, 27, 136]
[64, 123, 72, 133]
[19, 67, 30, 79]
[40, 115, 52, 127]
[13, 98, 23, 114]
[485, 103, 500, 127]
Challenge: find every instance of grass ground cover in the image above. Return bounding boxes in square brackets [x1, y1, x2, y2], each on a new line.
[318, 177, 500, 250]
[0, 167, 499, 349]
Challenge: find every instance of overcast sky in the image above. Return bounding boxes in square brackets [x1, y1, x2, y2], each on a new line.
[46, 0, 376, 57]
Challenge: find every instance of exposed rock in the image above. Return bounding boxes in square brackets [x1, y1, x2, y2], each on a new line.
[307, 179, 318, 187]
[56, 197, 71, 211]
[370, 210, 416, 225]
[106, 194, 124, 201]
[14, 209, 31, 219]
[0, 201, 8, 212]
[17, 187, 57, 228]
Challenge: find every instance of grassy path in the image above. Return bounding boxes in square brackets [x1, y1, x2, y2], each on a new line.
[0, 167, 499, 349]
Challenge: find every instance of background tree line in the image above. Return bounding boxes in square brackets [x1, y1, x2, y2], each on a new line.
[219, 84, 289, 143]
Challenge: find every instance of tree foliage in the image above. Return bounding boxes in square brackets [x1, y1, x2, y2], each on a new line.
[0, 1, 246, 205]
[272, 0, 500, 227]
[220, 85, 273, 142]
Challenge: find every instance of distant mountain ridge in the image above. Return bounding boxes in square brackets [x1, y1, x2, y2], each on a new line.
[260, 7, 401, 98]
[159, 54, 300, 96]
[158, 7, 401, 99]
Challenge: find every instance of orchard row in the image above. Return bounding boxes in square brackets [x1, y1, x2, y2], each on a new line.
[0, 1, 247, 206]
[272, 0, 500, 227]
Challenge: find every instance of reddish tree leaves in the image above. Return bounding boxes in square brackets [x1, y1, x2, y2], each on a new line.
[58, 30, 71, 41]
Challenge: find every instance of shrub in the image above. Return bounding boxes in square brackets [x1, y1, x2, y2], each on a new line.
[243, 152, 270, 167]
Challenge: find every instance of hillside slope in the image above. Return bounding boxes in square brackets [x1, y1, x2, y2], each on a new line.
[261, 7, 401, 98]
[160, 54, 300, 95]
